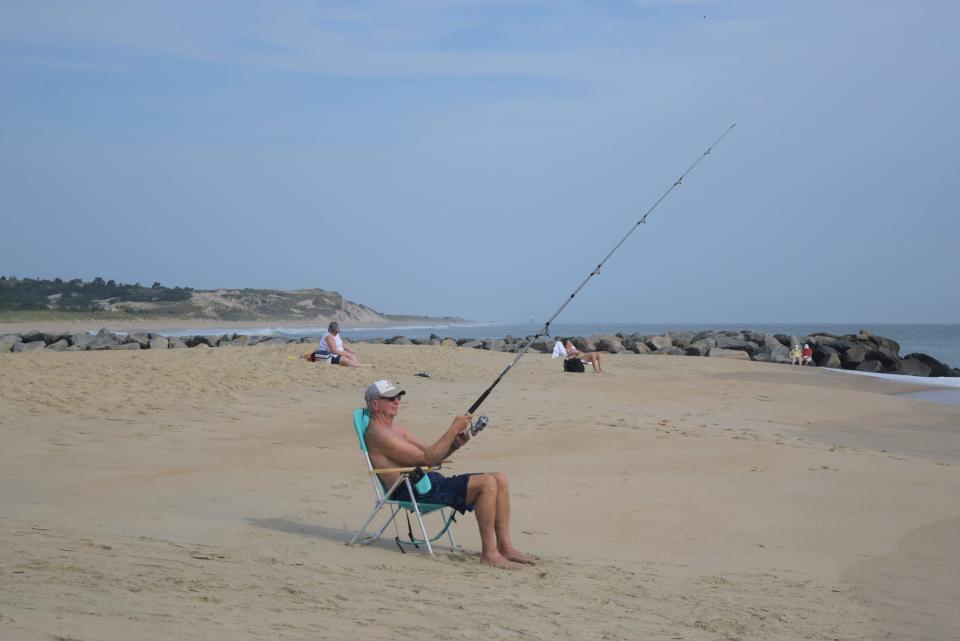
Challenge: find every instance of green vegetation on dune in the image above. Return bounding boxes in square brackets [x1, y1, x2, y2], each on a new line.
[0, 277, 466, 324]
[0, 276, 192, 312]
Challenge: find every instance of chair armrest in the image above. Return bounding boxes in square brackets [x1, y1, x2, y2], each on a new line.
[370, 461, 452, 474]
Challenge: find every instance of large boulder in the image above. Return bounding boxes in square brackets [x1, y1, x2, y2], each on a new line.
[840, 342, 877, 369]
[873, 343, 901, 367]
[125, 332, 151, 348]
[692, 330, 717, 343]
[654, 346, 686, 356]
[872, 335, 901, 355]
[69, 333, 94, 349]
[46, 339, 70, 352]
[88, 328, 120, 350]
[902, 353, 952, 377]
[167, 336, 187, 349]
[595, 335, 626, 353]
[22, 330, 63, 344]
[222, 335, 251, 347]
[855, 359, 884, 373]
[148, 336, 170, 350]
[528, 336, 554, 353]
[186, 335, 220, 348]
[751, 342, 791, 363]
[633, 342, 652, 354]
[646, 335, 672, 351]
[809, 334, 856, 351]
[482, 339, 505, 351]
[894, 357, 933, 377]
[813, 345, 842, 369]
[14, 340, 47, 352]
[685, 338, 715, 356]
[459, 340, 483, 349]
[761, 334, 785, 348]
[708, 347, 750, 360]
[620, 335, 651, 353]
[819, 351, 842, 369]
[667, 331, 696, 349]
[0, 335, 20, 352]
[715, 336, 759, 355]
[742, 330, 768, 345]
[580, 336, 600, 351]
[440, 338, 457, 347]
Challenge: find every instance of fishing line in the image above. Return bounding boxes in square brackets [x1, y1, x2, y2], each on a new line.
[466, 123, 737, 421]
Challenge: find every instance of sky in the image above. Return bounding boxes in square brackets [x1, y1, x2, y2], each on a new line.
[1, 0, 957, 324]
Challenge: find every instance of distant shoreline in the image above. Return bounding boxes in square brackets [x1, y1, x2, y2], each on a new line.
[0, 317, 480, 335]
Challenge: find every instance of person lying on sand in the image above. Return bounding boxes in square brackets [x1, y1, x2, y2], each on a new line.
[563, 339, 604, 373]
[362, 379, 534, 570]
[311, 321, 363, 367]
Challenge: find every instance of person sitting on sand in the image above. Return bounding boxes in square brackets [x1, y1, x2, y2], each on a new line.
[790, 344, 803, 366]
[801, 343, 814, 366]
[313, 321, 362, 367]
[563, 339, 604, 373]
[362, 379, 534, 570]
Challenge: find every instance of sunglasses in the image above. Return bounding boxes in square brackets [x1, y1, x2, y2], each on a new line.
[380, 395, 403, 402]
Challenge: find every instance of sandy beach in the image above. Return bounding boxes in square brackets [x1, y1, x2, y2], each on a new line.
[1, 341, 959, 640]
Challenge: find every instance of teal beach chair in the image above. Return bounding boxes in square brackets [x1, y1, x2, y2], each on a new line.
[347, 408, 458, 556]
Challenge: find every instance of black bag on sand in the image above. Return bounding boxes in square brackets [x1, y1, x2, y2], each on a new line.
[563, 357, 585, 373]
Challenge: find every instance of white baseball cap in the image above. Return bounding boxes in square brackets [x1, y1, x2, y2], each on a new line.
[364, 379, 406, 403]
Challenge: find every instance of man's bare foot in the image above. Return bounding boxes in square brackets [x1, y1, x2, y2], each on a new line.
[481, 553, 520, 570]
[500, 547, 535, 565]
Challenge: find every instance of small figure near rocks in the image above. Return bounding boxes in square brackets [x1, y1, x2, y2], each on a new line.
[801, 343, 814, 366]
[310, 321, 363, 367]
[790, 344, 803, 366]
[562, 339, 604, 373]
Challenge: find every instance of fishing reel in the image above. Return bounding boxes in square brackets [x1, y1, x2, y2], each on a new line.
[469, 415, 489, 436]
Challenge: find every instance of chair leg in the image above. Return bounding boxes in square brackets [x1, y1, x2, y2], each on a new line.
[371, 505, 400, 541]
[357, 506, 403, 546]
[347, 476, 410, 545]
[406, 480, 434, 557]
[349, 478, 406, 546]
[444, 509, 458, 552]
[349, 502, 390, 546]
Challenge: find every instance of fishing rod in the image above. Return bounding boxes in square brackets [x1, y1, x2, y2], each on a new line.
[465, 123, 737, 431]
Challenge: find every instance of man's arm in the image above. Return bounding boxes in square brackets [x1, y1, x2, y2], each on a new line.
[369, 415, 472, 468]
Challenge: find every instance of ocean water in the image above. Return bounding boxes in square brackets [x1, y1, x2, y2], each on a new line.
[163, 322, 960, 369]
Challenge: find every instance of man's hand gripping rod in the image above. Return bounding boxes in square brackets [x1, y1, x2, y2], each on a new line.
[462, 124, 737, 429]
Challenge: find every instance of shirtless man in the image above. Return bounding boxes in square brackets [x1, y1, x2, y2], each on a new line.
[361, 379, 533, 570]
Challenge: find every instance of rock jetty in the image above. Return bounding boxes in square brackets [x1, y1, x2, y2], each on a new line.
[2, 327, 957, 378]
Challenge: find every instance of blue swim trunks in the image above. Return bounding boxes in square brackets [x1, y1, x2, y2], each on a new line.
[392, 472, 479, 514]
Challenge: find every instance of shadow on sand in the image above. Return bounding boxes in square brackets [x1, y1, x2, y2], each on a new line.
[245, 517, 410, 553]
